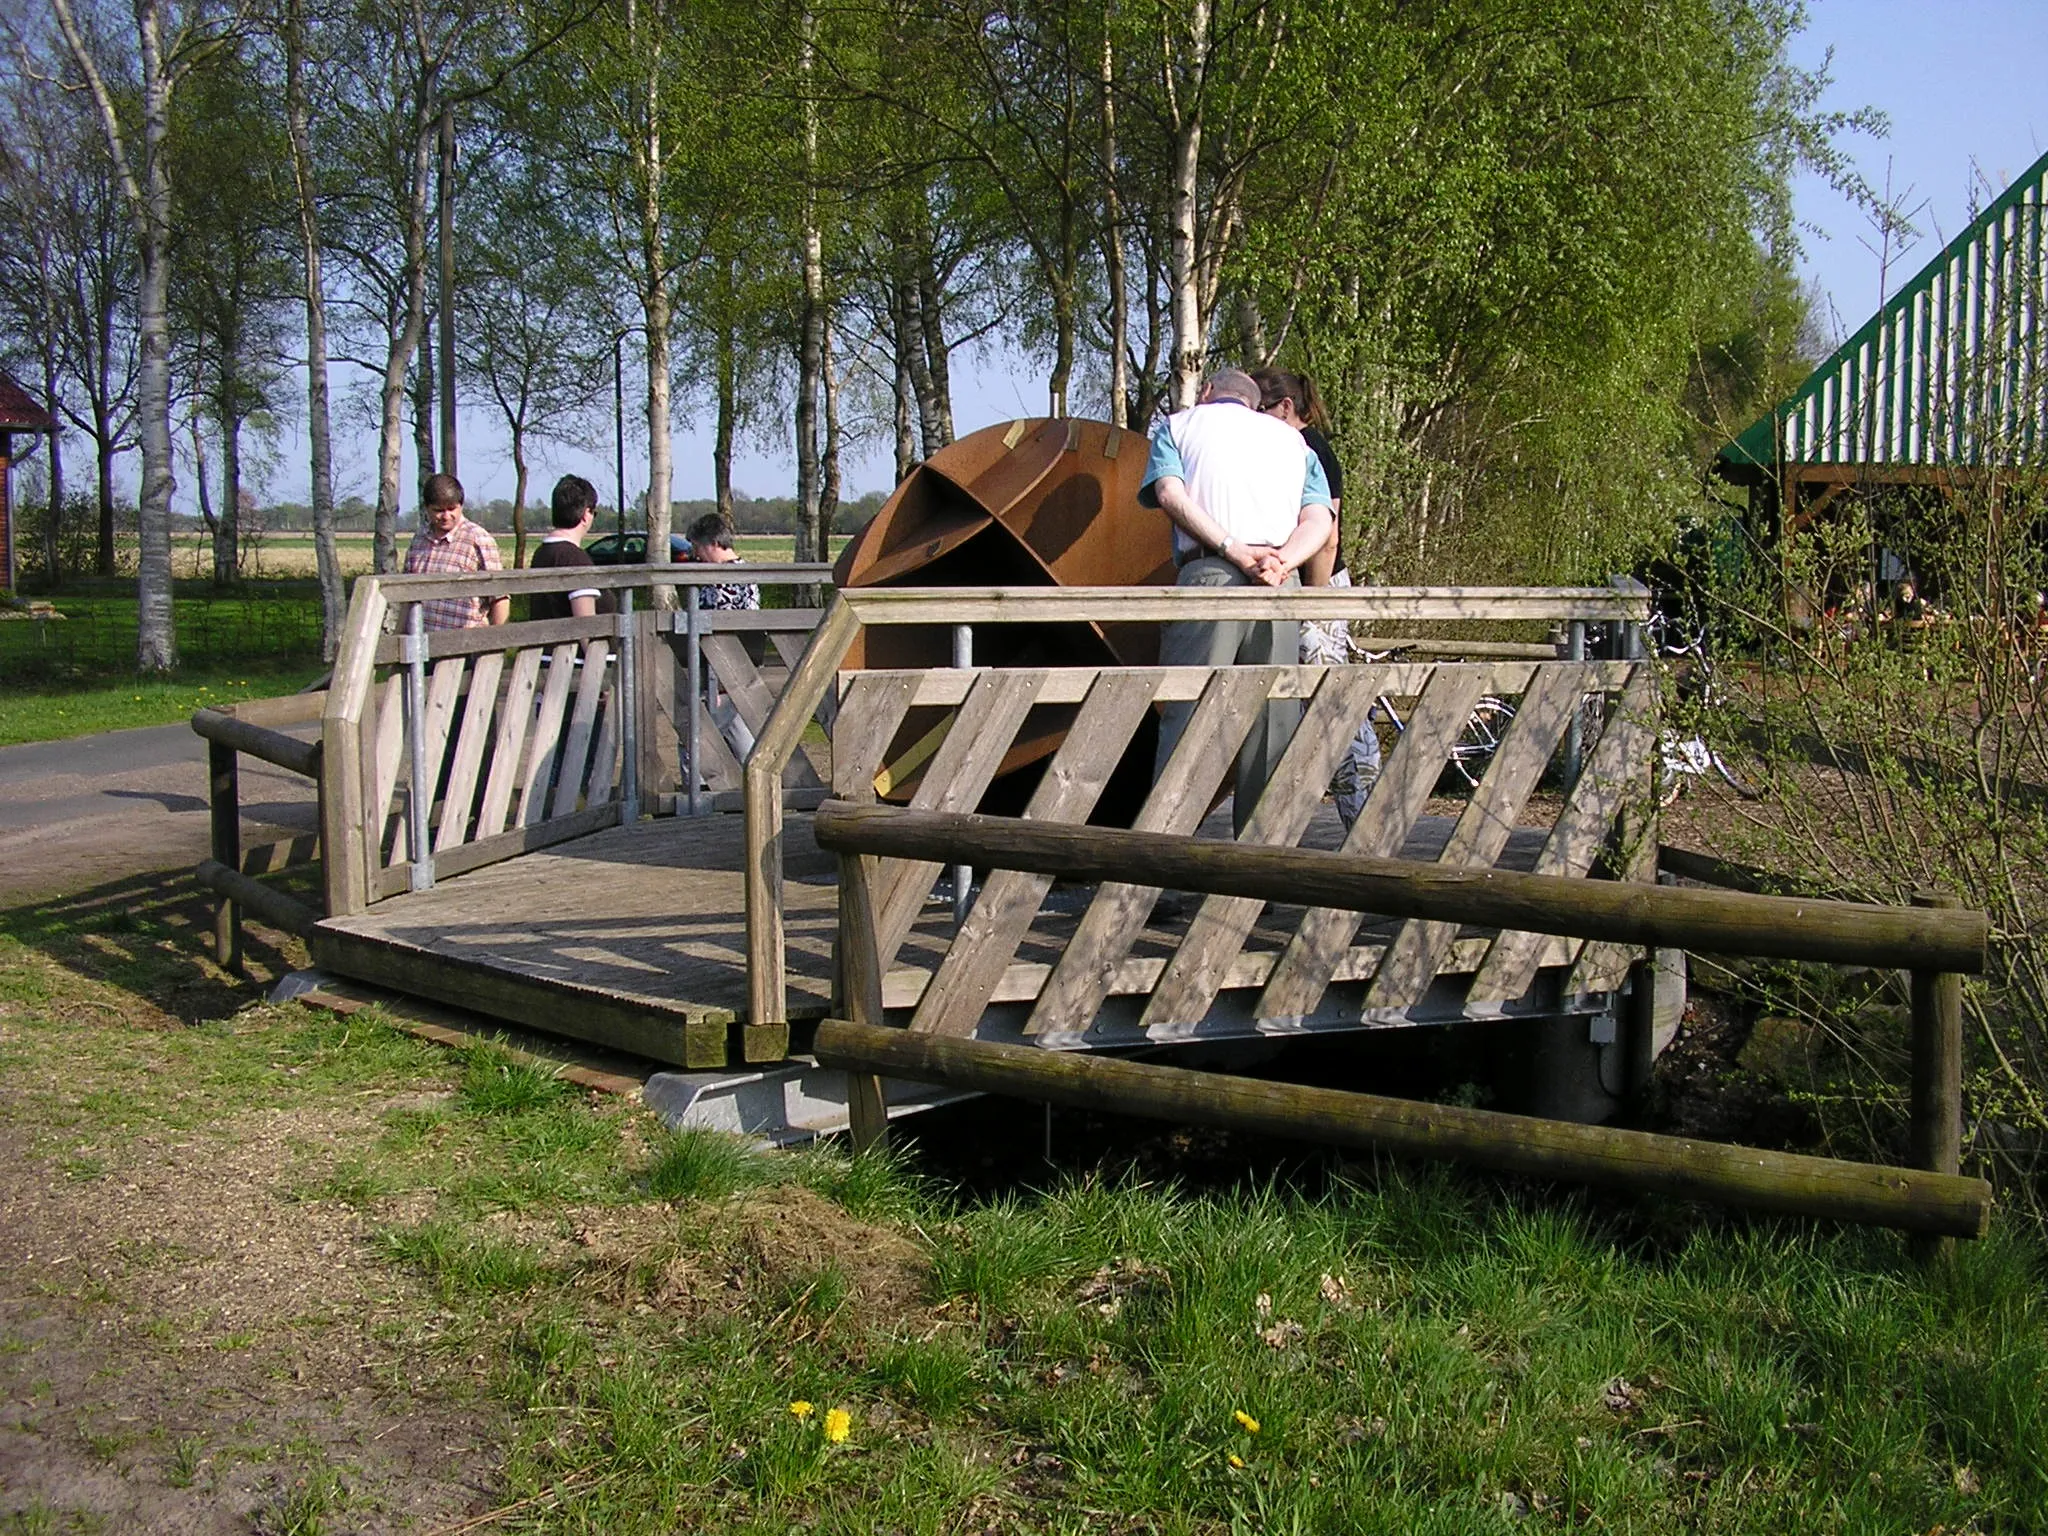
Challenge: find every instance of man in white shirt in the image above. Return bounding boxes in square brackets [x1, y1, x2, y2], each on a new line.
[1141, 366, 1334, 833]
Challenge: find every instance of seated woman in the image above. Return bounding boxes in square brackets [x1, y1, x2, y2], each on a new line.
[1250, 367, 1342, 587]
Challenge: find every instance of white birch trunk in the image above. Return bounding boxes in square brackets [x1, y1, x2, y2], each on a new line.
[285, 0, 345, 658]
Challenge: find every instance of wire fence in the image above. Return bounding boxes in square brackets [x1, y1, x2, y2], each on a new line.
[0, 592, 327, 684]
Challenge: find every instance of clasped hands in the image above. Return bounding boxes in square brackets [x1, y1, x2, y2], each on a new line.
[1231, 544, 1292, 587]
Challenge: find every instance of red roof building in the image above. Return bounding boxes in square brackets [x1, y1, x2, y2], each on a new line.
[0, 370, 59, 592]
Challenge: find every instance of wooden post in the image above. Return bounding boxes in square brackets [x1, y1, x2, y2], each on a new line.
[837, 851, 889, 1152]
[1910, 890, 1966, 1257]
[208, 740, 241, 969]
[1623, 957, 1658, 1125]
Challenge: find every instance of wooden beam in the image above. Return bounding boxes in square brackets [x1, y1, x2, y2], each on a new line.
[193, 708, 324, 778]
[812, 1018, 1991, 1238]
[811, 801, 1989, 975]
[195, 860, 319, 937]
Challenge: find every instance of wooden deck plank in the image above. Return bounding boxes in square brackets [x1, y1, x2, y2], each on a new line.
[317, 801, 1584, 1061]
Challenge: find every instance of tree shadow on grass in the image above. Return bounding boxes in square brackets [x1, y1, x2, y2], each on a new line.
[0, 865, 313, 1026]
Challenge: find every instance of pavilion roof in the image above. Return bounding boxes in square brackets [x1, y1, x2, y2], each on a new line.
[1719, 144, 2048, 478]
[0, 371, 55, 433]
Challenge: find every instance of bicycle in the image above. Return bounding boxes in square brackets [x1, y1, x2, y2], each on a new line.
[1645, 611, 1760, 806]
[1300, 613, 1517, 819]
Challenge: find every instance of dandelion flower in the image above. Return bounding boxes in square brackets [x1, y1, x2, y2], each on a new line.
[788, 1400, 814, 1420]
[1228, 1453, 1245, 1469]
[823, 1407, 851, 1444]
[1233, 1410, 1261, 1435]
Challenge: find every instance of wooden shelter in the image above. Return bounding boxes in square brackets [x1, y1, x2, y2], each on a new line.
[1718, 147, 2048, 605]
[0, 371, 58, 592]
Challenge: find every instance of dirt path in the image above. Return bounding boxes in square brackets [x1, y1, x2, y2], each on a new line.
[0, 727, 506, 1532]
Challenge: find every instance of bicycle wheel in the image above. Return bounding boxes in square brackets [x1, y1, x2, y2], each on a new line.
[1708, 747, 1762, 800]
[1448, 697, 1516, 789]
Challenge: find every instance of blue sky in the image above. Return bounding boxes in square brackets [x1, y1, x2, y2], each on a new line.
[1787, 0, 2047, 345]
[283, 2, 2048, 510]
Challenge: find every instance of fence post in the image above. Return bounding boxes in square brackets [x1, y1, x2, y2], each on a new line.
[1910, 889, 1965, 1257]
[837, 850, 889, 1153]
[208, 739, 242, 969]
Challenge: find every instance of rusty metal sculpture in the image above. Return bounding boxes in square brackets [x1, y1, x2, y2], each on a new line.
[833, 417, 1173, 806]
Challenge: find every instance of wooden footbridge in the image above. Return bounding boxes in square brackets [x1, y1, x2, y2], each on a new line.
[194, 561, 1994, 1237]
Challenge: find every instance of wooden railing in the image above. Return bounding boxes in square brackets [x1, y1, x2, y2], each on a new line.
[192, 692, 329, 962]
[815, 801, 1990, 1239]
[321, 563, 834, 916]
[745, 584, 1658, 1039]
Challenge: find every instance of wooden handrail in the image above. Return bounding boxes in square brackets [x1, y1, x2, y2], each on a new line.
[835, 585, 1650, 625]
[376, 562, 834, 600]
[811, 799, 1990, 975]
[192, 708, 323, 778]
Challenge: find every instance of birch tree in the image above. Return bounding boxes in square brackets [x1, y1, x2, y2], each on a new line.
[49, 0, 246, 666]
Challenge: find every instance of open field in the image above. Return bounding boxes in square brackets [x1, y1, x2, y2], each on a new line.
[174, 530, 827, 581]
[0, 859, 2044, 1532]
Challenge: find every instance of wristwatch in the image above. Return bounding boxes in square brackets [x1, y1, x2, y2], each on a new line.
[1217, 535, 1236, 558]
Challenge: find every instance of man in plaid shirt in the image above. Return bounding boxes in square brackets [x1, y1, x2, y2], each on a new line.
[404, 473, 509, 630]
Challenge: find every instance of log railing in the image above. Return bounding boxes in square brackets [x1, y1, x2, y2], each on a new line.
[192, 691, 329, 962]
[814, 799, 1992, 1239]
[320, 562, 834, 917]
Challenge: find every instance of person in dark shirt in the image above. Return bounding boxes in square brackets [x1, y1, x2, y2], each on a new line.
[528, 475, 615, 621]
[1250, 367, 1344, 587]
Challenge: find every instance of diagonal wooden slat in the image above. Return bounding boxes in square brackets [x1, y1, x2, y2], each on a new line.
[433, 650, 504, 853]
[370, 673, 408, 865]
[474, 647, 543, 839]
[909, 669, 1167, 1037]
[1025, 667, 1279, 1040]
[517, 645, 581, 827]
[1465, 665, 1655, 1005]
[1363, 664, 1582, 1009]
[550, 641, 613, 818]
[1255, 664, 1492, 1021]
[701, 632, 780, 740]
[1140, 667, 1390, 1036]
[1566, 707, 1661, 996]
[830, 673, 922, 798]
[869, 669, 1051, 972]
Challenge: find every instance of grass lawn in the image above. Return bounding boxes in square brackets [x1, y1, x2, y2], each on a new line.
[1, 869, 2043, 1533]
[0, 662, 331, 747]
